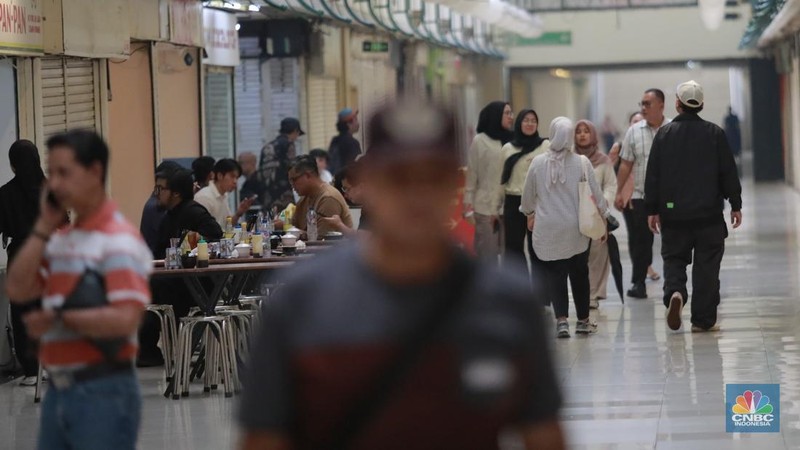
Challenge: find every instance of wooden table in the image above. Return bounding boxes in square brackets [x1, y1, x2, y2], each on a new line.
[151, 261, 294, 315]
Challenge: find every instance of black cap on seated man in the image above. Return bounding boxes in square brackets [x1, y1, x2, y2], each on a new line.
[239, 100, 566, 449]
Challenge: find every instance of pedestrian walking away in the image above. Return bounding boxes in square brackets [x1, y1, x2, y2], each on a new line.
[615, 89, 671, 299]
[574, 120, 617, 309]
[6, 130, 153, 450]
[521, 117, 610, 338]
[645, 80, 743, 332]
[500, 108, 548, 268]
[465, 101, 513, 261]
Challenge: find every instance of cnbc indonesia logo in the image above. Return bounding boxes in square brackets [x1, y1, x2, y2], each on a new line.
[726, 385, 780, 433]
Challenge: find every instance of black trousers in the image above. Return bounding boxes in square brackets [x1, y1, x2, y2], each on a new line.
[530, 247, 591, 321]
[503, 195, 533, 267]
[661, 220, 727, 329]
[622, 199, 654, 285]
[9, 302, 40, 376]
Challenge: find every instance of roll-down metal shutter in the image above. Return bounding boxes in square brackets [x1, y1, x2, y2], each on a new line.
[264, 57, 301, 153]
[205, 69, 235, 160]
[234, 57, 264, 155]
[41, 57, 101, 139]
[307, 76, 338, 151]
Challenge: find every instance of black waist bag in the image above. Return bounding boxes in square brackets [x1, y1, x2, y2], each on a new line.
[61, 270, 127, 362]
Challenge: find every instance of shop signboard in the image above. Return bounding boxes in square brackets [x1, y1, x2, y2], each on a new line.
[203, 8, 239, 66]
[170, 0, 203, 47]
[0, 0, 43, 55]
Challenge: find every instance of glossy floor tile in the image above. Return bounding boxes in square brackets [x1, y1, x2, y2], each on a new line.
[0, 182, 798, 449]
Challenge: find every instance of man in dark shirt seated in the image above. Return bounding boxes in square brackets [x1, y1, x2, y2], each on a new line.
[139, 168, 223, 367]
[140, 160, 181, 254]
[153, 168, 223, 259]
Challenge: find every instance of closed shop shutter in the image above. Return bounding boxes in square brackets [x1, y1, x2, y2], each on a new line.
[41, 57, 100, 139]
[234, 57, 264, 155]
[205, 69, 234, 160]
[264, 57, 301, 153]
[306, 76, 338, 151]
[352, 57, 396, 149]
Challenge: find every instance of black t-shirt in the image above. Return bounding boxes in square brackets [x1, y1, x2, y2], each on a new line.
[154, 200, 223, 259]
[239, 243, 561, 449]
[328, 132, 362, 175]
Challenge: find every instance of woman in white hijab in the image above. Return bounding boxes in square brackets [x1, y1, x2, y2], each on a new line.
[521, 117, 610, 338]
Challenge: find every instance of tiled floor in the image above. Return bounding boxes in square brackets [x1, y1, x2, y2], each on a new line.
[0, 182, 798, 449]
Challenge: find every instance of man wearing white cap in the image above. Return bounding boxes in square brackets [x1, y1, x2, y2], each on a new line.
[644, 80, 742, 333]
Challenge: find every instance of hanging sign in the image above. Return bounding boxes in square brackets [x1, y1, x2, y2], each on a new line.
[203, 8, 239, 66]
[0, 0, 43, 55]
[362, 41, 389, 53]
[170, 0, 203, 47]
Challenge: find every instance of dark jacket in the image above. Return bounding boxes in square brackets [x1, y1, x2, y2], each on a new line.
[328, 132, 362, 175]
[258, 134, 295, 212]
[140, 195, 166, 255]
[644, 113, 742, 226]
[154, 200, 223, 259]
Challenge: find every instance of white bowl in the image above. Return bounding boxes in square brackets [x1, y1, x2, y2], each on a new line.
[234, 244, 251, 258]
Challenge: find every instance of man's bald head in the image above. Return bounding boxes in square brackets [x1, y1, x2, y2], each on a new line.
[238, 152, 257, 177]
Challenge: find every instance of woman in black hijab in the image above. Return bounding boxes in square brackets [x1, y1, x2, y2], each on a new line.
[466, 101, 513, 260]
[500, 109, 548, 266]
[0, 139, 44, 385]
[476, 101, 514, 144]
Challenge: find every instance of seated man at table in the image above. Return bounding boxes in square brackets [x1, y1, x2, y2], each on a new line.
[139, 168, 223, 367]
[278, 155, 353, 237]
[195, 158, 256, 229]
[322, 161, 369, 236]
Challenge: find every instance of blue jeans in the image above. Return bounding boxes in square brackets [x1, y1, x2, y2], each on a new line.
[38, 373, 141, 450]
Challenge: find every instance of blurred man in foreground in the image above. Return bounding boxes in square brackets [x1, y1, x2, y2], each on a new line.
[238, 101, 565, 450]
[7, 130, 152, 449]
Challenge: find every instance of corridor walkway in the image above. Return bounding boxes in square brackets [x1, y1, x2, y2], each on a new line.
[554, 181, 800, 449]
[0, 183, 797, 450]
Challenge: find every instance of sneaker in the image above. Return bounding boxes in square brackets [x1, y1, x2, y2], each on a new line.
[589, 299, 600, 309]
[575, 319, 592, 335]
[627, 282, 648, 299]
[556, 321, 570, 338]
[19, 376, 37, 387]
[691, 324, 721, 332]
[666, 292, 684, 331]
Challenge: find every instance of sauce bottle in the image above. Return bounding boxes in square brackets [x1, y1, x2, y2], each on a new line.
[196, 237, 209, 268]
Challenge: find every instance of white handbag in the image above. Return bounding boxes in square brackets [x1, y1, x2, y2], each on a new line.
[578, 156, 606, 240]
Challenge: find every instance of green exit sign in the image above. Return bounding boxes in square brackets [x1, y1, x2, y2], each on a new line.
[514, 31, 572, 46]
[362, 41, 389, 53]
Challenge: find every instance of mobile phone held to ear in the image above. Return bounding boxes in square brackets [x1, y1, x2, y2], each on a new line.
[46, 191, 61, 209]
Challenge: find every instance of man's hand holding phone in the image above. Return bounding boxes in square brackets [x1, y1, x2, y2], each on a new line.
[37, 189, 65, 235]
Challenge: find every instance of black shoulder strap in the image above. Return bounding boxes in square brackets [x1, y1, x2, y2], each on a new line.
[329, 255, 475, 449]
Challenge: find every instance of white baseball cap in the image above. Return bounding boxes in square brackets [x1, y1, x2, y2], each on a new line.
[677, 80, 704, 108]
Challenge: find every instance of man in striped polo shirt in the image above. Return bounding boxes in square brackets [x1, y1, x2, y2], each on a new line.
[7, 130, 152, 450]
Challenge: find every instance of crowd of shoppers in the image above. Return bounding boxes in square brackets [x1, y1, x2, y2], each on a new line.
[0, 79, 742, 448]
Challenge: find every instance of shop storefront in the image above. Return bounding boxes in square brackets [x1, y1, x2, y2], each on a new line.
[203, 8, 240, 161]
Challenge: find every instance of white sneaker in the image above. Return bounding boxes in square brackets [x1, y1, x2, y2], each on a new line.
[666, 292, 684, 331]
[19, 376, 37, 387]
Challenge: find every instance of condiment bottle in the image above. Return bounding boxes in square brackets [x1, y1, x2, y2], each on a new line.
[196, 237, 209, 268]
[224, 216, 234, 239]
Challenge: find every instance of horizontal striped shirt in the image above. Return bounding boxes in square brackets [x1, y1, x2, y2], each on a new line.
[40, 200, 153, 371]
